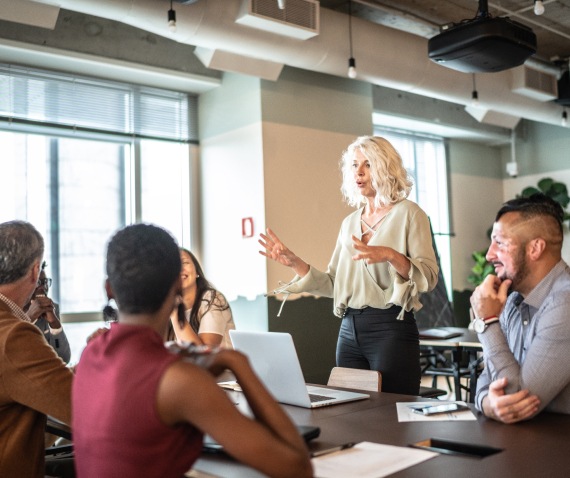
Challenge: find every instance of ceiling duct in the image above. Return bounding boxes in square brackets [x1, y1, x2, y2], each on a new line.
[194, 46, 284, 80]
[11, 0, 568, 128]
[511, 65, 558, 102]
[465, 105, 521, 129]
[427, 0, 537, 73]
[236, 0, 319, 40]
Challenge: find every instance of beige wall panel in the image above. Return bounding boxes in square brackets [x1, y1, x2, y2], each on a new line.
[262, 122, 355, 292]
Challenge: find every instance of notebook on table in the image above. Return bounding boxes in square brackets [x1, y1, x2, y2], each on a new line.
[228, 330, 369, 409]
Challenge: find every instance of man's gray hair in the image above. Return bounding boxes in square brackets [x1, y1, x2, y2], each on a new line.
[0, 221, 44, 285]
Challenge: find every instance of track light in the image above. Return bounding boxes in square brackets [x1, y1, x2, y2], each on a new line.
[347, 1, 357, 79]
[167, 0, 176, 33]
[562, 110, 568, 127]
[534, 0, 545, 15]
[277, 0, 286, 9]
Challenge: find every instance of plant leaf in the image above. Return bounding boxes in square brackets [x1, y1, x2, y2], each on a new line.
[521, 186, 540, 197]
[551, 182, 568, 195]
[552, 192, 570, 208]
[537, 177, 554, 193]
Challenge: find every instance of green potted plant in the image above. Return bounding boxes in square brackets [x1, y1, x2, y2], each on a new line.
[467, 250, 495, 287]
[519, 177, 570, 225]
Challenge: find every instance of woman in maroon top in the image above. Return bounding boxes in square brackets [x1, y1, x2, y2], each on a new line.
[72, 224, 312, 478]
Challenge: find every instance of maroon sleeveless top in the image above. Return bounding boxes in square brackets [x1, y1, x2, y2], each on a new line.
[72, 323, 203, 478]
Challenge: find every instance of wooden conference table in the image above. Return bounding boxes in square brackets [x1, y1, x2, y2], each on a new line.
[192, 387, 570, 478]
[419, 327, 483, 402]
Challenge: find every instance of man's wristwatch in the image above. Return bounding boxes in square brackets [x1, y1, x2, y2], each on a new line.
[473, 315, 499, 333]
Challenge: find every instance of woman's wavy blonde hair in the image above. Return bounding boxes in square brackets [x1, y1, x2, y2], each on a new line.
[340, 136, 413, 209]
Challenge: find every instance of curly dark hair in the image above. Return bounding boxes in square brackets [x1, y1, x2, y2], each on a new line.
[106, 224, 181, 314]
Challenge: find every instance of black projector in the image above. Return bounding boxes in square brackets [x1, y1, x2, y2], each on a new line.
[428, 16, 537, 73]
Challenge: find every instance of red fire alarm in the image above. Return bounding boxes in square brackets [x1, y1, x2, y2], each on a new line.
[242, 217, 254, 238]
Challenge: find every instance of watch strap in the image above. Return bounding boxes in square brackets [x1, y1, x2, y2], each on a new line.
[474, 315, 499, 333]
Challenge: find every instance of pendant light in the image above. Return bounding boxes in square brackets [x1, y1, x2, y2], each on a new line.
[347, 0, 357, 79]
[168, 0, 177, 33]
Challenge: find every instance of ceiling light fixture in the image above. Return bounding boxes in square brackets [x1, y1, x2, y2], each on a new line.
[562, 110, 568, 127]
[506, 130, 519, 178]
[347, 0, 357, 79]
[471, 74, 479, 106]
[534, 0, 545, 15]
[277, 0, 286, 9]
[168, 0, 177, 33]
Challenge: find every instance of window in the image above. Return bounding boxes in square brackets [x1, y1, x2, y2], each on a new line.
[0, 65, 197, 315]
[374, 128, 452, 298]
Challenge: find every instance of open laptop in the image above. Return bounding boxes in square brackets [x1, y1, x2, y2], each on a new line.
[229, 330, 369, 408]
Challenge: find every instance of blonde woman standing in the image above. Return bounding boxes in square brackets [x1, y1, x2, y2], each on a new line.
[259, 136, 438, 394]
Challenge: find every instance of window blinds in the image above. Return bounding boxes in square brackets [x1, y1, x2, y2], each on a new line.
[0, 64, 197, 142]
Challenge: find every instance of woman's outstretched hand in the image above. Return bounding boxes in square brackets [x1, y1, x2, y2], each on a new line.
[258, 228, 310, 276]
[258, 228, 297, 267]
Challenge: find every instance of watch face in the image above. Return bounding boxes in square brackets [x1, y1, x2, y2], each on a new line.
[473, 318, 485, 334]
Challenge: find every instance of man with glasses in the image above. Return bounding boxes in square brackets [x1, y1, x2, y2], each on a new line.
[0, 220, 72, 477]
[25, 262, 71, 363]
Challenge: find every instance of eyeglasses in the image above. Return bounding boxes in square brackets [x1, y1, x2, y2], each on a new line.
[37, 278, 52, 288]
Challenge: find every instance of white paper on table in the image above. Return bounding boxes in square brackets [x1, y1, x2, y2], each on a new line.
[396, 401, 477, 422]
[312, 441, 438, 478]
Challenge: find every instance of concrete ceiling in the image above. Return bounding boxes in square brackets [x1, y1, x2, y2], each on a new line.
[1, 0, 568, 136]
[320, 0, 570, 66]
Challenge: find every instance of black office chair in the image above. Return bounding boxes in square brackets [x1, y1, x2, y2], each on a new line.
[420, 348, 482, 402]
[45, 416, 75, 478]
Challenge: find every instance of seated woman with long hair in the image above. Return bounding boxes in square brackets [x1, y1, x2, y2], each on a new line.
[167, 248, 235, 348]
[72, 224, 312, 478]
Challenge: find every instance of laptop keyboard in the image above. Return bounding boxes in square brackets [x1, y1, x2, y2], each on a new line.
[309, 393, 334, 403]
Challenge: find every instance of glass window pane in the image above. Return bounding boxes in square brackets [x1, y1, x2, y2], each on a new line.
[57, 138, 128, 313]
[375, 129, 452, 298]
[0, 131, 50, 225]
[0, 66, 195, 318]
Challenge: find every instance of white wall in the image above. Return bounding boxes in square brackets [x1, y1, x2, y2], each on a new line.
[200, 123, 267, 303]
[199, 73, 268, 330]
[450, 173, 503, 291]
[448, 140, 504, 292]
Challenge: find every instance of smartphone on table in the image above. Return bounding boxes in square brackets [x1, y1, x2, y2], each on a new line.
[410, 403, 470, 416]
